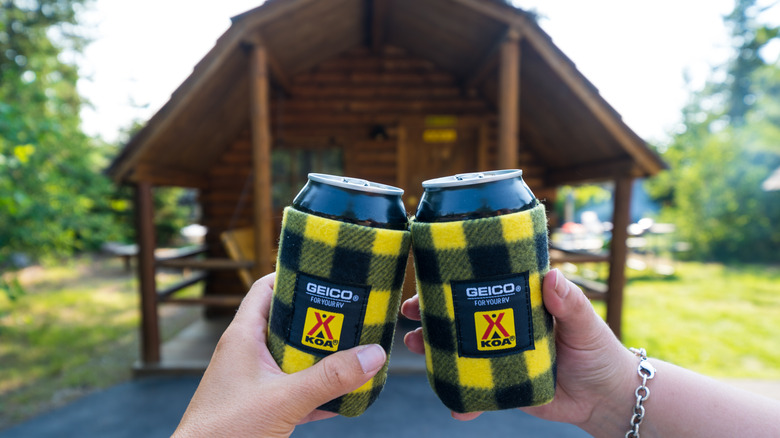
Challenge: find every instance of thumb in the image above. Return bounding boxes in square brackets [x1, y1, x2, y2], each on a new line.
[543, 269, 614, 349]
[282, 344, 386, 417]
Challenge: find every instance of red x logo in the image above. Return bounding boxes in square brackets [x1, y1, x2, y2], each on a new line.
[481, 313, 510, 339]
[307, 312, 335, 339]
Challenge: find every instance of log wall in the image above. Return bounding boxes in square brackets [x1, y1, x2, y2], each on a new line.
[200, 45, 546, 299]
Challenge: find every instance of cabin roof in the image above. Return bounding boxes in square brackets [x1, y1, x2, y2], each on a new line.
[107, 0, 666, 186]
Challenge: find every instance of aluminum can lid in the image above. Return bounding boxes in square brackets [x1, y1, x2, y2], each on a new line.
[293, 173, 408, 230]
[415, 169, 537, 222]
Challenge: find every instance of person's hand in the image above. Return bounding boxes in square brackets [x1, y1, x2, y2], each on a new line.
[174, 273, 387, 438]
[401, 268, 636, 427]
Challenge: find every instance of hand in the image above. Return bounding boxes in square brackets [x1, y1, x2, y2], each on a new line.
[174, 273, 387, 438]
[401, 268, 636, 427]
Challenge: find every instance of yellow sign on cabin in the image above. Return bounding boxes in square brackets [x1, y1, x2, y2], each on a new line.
[423, 129, 457, 143]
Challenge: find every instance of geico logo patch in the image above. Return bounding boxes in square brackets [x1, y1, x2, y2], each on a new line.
[302, 308, 344, 352]
[465, 283, 516, 298]
[288, 274, 369, 355]
[474, 308, 516, 351]
[451, 273, 533, 357]
[305, 282, 356, 301]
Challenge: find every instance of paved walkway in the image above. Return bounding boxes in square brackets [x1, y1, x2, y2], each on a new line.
[4, 316, 777, 437]
[0, 374, 588, 438]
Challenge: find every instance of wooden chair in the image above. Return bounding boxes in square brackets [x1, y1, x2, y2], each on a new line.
[220, 227, 258, 289]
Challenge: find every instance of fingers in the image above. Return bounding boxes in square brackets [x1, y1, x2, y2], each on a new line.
[401, 295, 426, 353]
[403, 327, 425, 355]
[233, 272, 276, 327]
[282, 344, 387, 418]
[214, 273, 276, 364]
[543, 269, 614, 349]
[452, 411, 483, 421]
[401, 295, 426, 355]
[400, 294, 421, 321]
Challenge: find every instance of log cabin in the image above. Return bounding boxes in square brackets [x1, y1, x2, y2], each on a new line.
[107, 0, 666, 371]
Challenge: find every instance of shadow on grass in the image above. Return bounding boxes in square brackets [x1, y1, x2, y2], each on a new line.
[0, 254, 202, 431]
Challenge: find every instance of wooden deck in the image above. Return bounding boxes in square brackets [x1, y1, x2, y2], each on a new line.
[134, 317, 425, 376]
[133, 317, 230, 376]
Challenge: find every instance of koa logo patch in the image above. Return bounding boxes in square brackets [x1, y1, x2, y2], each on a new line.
[474, 308, 516, 351]
[301, 308, 344, 352]
[287, 273, 369, 356]
[451, 272, 534, 357]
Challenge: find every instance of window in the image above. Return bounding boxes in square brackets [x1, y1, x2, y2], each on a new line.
[271, 148, 343, 209]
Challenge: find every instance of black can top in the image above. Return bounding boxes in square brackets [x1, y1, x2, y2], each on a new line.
[415, 169, 537, 223]
[292, 173, 408, 230]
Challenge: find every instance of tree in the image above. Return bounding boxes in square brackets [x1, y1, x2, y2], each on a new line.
[648, 0, 780, 262]
[722, 0, 779, 126]
[1, 0, 128, 265]
[0, 0, 141, 302]
[0, 1, 200, 300]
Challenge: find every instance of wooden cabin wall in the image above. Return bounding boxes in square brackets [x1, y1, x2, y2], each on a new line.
[481, 119, 545, 189]
[200, 45, 547, 299]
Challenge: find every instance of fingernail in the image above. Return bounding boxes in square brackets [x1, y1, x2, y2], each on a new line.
[357, 344, 386, 373]
[552, 269, 569, 299]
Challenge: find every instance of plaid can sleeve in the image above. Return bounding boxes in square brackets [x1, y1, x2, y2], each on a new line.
[410, 203, 556, 413]
[267, 207, 411, 417]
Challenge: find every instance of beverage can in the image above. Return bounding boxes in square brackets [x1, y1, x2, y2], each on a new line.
[268, 173, 411, 417]
[410, 169, 556, 412]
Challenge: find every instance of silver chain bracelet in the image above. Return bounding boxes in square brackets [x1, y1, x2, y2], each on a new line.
[625, 347, 656, 438]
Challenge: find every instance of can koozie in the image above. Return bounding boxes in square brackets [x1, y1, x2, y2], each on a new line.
[267, 206, 411, 417]
[410, 202, 556, 413]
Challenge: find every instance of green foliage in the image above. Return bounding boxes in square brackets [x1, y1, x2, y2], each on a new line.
[0, 0, 116, 264]
[0, 0, 192, 271]
[0, 275, 24, 302]
[554, 184, 611, 221]
[721, 0, 780, 125]
[653, 123, 780, 261]
[154, 187, 194, 246]
[649, 0, 780, 262]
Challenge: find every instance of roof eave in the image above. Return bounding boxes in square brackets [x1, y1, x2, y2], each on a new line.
[106, 0, 321, 184]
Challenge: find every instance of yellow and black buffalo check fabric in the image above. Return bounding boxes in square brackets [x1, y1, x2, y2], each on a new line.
[268, 207, 411, 417]
[410, 203, 556, 413]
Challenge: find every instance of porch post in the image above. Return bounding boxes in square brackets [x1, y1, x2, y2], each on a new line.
[249, 41, 274, 276]
[135, 181, 160, 364]
[498, 29, 520, 167]
[606, 177, 633, 339]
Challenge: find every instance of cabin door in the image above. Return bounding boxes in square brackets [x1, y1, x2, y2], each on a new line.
[399, 117, 483, 211]
[398, 117, 485, 303]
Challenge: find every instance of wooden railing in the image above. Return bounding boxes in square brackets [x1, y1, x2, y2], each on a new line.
[549, 245, 609, 300]
[153, 246, 252, 307]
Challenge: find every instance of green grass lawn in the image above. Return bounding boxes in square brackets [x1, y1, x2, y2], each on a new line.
[0, 257, 778, 430]
[0, 256, 200, 430]
[620, 262, 780, 379]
